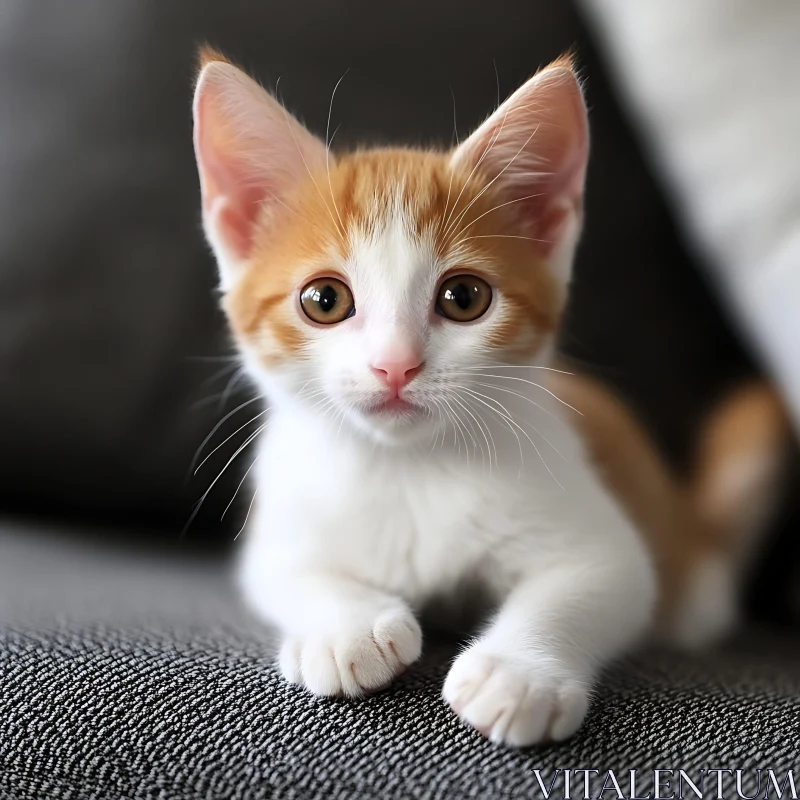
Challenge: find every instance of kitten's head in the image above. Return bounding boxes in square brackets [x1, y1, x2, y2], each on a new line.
[192, 50, 588, 445]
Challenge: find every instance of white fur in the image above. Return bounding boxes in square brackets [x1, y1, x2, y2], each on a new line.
[194, 61, 656, 747]
[236, 338, 655, 745]
[230, 198, 655, 745]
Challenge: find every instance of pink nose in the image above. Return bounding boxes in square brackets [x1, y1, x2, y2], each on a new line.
[371, 356, 424, 394]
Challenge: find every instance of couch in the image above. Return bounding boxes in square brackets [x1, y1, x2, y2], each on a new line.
[2, 525, 799, 798]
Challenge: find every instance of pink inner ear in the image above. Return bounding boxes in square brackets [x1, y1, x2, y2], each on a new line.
[193, 60, 329, 273]
[453, 64, 589, 256]
[216, 193, 261, 260]
[195, 93, 270, 262]
[205, 150, 267, 260]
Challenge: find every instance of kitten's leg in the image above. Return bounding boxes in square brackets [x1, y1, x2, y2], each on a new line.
[240, 562, 422, 697]
[443, 559, 654, 746]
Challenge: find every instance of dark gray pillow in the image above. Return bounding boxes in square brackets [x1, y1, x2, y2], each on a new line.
[0, 0, 754, 544]
[0, 3, 221, 529]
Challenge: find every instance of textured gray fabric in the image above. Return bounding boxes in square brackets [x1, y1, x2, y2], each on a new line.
[4, 621, 800, 799]
[2, 524, 800, 799]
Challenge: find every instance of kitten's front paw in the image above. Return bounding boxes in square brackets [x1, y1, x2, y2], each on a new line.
[443, 648, 589, 746]
[278, 607, 422, 697]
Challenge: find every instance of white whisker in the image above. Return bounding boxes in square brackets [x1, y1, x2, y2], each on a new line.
[263, 188, 314, 227]
[441, 395, 464, 452]
[189, 396, 263, 474]
[276, 80, 346, 246]
[456, 377, 563, 425]
[458, 373, 582, 416]
[223, 454, 261, 519]
[182, 422, 267, 537]
[451, 392, 493, 470]
[447, 395, 474, 461]
[469, 383, 567, 461]
[460, 386, 564, 490]
[449, 85, 460, 147]
[464, 364, 574, 375]
[187, 354, 241, 363]
[326, 70, 349, 237]
[456, 234, 550, 244]
[438, 101, 514, 241]
[450, 393, 482, 465]
[198, 362, 240, 388]
[234, 488, 258, 540]
[218, 368, 249, 411]
[194, 409, 269, 474]
[459, 387, 525, 479]
[448, 192, 544, 249]
[441, 123, 540, 244]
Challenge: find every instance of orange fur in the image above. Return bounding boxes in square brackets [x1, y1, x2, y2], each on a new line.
[552, 370, 790, 632]
[692, 382, 790, 545]
[197, 45, 234, 71]
[225, 148, 561, 365]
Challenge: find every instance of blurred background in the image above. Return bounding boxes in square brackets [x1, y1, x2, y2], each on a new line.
[0, 0, 798, 622]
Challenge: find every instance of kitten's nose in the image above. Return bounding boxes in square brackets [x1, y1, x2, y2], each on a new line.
[371, 352, 424, 394]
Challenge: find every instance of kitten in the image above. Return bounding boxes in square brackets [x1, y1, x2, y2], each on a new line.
[191, 49, 708, 747]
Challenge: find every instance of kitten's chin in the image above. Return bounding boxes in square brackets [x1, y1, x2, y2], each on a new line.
[348, 403, 437, 446]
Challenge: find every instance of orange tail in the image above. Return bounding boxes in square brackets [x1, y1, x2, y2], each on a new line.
[551, 371, 791, 647]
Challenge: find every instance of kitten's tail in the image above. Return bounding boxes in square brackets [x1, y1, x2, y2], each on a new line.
[551, 371, 792, 647]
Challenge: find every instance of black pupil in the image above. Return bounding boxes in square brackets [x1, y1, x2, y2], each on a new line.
[448, 283, 473, 310]
[317, 285, 338, 313]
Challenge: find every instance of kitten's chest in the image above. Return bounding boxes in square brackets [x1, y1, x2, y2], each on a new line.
[260, 430, 512, 602]
[327, 457, 490, 600]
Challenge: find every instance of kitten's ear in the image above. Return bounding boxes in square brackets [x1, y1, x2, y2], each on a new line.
[192, 49, 327, 289]
[452, 57, 589, 281]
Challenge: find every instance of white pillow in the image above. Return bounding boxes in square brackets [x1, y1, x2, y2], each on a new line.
[580, 0, 800, 431]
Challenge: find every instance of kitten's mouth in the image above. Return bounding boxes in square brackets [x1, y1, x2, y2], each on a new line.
[367, 397, 421, 416]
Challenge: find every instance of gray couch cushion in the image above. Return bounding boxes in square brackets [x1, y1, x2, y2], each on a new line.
[1, 524, 798, 799]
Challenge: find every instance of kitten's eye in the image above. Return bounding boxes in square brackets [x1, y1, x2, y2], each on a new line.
[300, 278, 355, 325]
[436, 274, 492, 322]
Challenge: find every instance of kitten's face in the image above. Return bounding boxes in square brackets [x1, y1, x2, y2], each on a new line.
[193, 52, 588, 445]
[225, 151, 562, 443]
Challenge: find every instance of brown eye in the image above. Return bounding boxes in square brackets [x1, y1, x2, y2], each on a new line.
[300, 278, 355, 325]
[436, 274, 493, 322]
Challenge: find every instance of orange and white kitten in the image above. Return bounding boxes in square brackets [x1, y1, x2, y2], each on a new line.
[192, 51, 656, 746]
